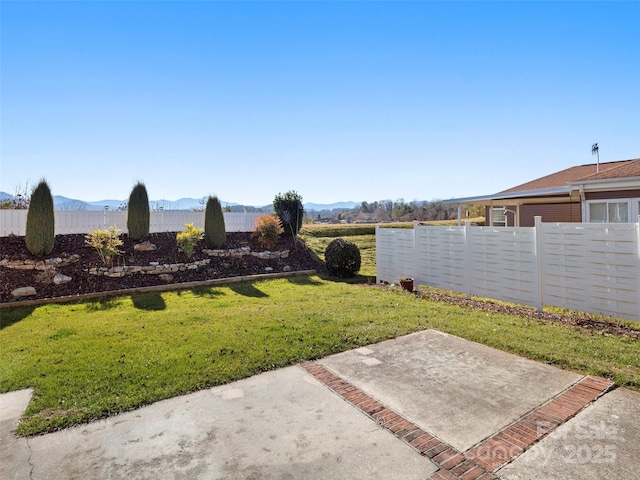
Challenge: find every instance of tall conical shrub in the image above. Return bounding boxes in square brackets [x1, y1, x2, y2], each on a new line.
[204, 195, 226, 248]
[127, 182, 150, 241]
[25, 179, 55, 256]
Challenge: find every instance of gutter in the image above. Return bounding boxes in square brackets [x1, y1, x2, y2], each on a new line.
[443, 186, 573, 205]
[578, 184, 586, 221]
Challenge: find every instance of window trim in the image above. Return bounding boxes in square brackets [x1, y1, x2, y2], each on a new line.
[586, 199, 637, 223]
[491, 207, 506, 227]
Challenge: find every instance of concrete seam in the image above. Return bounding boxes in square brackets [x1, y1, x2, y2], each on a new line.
[26, 436, 35, 480]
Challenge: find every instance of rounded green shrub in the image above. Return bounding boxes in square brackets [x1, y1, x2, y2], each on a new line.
[25, 179, 55, 256]
[324, 238, 361, 278]
[127, 182, 150, 241]
[204, 196, 226, 248]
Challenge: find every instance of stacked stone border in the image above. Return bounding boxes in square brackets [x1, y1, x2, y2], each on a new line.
[2, 248, 289, 278]
[299, 361, 615, 480]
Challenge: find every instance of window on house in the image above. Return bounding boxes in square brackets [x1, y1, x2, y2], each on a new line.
[588, 201, 629, 223]
[492, 208, 506, 226]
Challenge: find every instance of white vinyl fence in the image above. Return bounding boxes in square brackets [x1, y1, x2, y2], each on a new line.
[0, 210, 264, 237]
[377, 217, 640, 322]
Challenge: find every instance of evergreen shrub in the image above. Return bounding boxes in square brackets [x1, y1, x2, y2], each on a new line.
[127, 182, 150, 241]
[25, 179, 55, 256]
[204, 196, 226, 248]
[273, 191, 304, 237]
[324, 238, 361, 278]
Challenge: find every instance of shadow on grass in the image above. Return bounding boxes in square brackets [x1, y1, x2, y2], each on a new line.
[131, 293, 166, 311]
[190, 286, 224, 299]
[85, 298, 121, 312]
[0, 305, 36, 330]
[322, 273, 374, 285]
[285, 275, 324, 287]
[228, 282, 268, 298]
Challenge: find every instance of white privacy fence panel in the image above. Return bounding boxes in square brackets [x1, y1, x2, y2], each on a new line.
[0, 210, 262, 236]
[376, 226, 415, 284]
[376, 217, 640, 322]
[54, 210, 127, 234]
[0, 210, 27, 237]
[414, 225, 467, 292]
[223, 212, 263, 233]
[541, 222, 640, 321]
[469, 227, 538, 307]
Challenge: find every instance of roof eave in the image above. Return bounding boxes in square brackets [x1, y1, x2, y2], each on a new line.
[443, 186, 574, 205]
[567, 176, 640, 187]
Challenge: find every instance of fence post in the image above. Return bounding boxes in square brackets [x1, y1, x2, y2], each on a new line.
[534, 216, 543, 313]
[637, 216, 640, 323]
[375, 224, 380, 284]
[413, 220, 419, 292]
[464, 221, 471, 300]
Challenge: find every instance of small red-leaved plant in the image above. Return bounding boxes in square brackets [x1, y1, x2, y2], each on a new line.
[252, 215, 284, 250]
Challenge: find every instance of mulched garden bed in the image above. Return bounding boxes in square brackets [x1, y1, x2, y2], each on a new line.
[365, 283, 640, 340]
[1, 232, 324, 304]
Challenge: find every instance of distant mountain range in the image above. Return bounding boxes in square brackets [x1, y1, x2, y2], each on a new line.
[0, 192, 359, 213]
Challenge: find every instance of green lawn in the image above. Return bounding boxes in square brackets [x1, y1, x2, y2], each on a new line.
[2, 275, 639, 437]
[2, 226, 639, 437]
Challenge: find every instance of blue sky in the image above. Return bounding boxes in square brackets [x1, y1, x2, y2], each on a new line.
[1, 1, 638, 206]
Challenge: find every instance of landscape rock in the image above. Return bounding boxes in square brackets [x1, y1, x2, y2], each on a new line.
[283, 265, 292, 272]
[265, 267, 274, 272]
[12, 286, 37, 297]
[53, 274, 72, 285]
[134, 241, 157, 252]
[3, 254, 81, 271]
[158, 274, 174, 283]
[204, 247, 250, 257]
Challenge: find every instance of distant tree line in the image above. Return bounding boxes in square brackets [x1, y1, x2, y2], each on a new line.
[307, 199, 484, 223]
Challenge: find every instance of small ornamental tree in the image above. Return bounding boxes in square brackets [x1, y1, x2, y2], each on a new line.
[204, 195, 226, 248]
[127, 182, 150, 241]
[25, 179, 55, 256]
[273, 190, 304, 237]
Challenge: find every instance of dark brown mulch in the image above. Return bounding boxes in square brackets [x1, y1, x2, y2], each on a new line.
[0, 232, 324, 304]
[365, 283, 640, 340]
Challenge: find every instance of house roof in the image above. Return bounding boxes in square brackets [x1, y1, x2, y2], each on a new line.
[572, 158, 640, 182]
[444, 157, 640, 205]
[500, 158, 640, 193]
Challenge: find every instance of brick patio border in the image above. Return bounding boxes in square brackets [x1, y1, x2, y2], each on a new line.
[300, 361, 615, 479]
[300, 361, 495, 479]
[465, 375, 615, 472]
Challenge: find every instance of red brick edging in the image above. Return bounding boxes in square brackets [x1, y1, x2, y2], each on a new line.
[300, 361, 495, 479]
[300, 361, 615, 479]
[465, 375, 615, 472]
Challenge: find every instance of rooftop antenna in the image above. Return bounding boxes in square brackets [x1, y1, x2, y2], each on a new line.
[591, 143, 600, 172]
